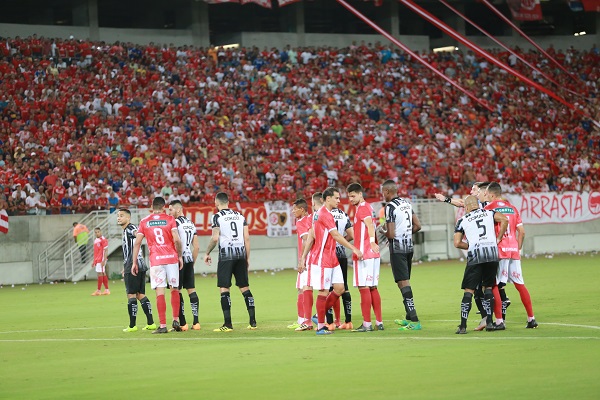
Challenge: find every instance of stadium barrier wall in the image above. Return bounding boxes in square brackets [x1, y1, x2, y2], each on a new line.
[1, 204, 599, 285]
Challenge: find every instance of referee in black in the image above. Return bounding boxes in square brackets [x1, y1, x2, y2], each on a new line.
[117, 208, 156, 332]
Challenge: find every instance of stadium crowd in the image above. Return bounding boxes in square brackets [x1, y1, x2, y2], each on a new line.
[0, 35, 599, 215]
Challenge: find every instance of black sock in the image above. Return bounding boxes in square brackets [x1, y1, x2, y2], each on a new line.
[189, 292, 199, 324]
[127, 298, 137, 328]
[400, 286, 418, 322]
[140, 296, 154, 325]
[179, 292, 186, 325]
[499, 286, 508, 320]
[326, 307, 334, 324]
[242, 290, 256, 325]
[220, 292, 232, 327]
[483, 288, 494, 324]
[474, 287, 486, 317]
[460, 292, 473, 328]
[342, 292, 352, 323]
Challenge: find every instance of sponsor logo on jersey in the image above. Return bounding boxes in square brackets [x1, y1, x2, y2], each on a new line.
[148, 220, 167, 226]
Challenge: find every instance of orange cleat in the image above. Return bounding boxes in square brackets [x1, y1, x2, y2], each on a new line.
[339, 322, 354, 330]
[91, 290, 101, 296]
[102, 289, 110, 295]
[192, 323, 201, 330]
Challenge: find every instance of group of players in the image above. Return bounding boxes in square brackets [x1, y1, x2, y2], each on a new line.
[101, 178, 536, 335]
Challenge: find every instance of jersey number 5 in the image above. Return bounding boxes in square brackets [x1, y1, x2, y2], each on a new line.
[475, 219, 486, 238]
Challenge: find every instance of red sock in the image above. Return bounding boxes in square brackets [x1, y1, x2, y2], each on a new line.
[325, 291, 341, 313]
[156, 294, 167, 326]
[333, 295, 341, 322]
[514, 283, 534, 318]
[492, 285, 502, 319]
[103, 275, 109, 290]
[97, 276, 102, 290]
[316, 295, 327, 325]
[170, 290, 180, 319]
[370, 288, 382, 322]
[303, 290, 314, 323]
[359, 288, 372, 323]
[297, 293, 304, 319]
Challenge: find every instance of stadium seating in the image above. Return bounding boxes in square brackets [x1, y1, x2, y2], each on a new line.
[0, 36, 598, 215]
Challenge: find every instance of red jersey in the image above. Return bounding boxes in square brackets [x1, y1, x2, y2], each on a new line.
[138, 212, 179, 266]
[484, 200, 522, 260]
[93, 236, 108, 264]
[296, 213, 312, 256]
[353, 202, 380, 260]
[309, 207, 338, 269]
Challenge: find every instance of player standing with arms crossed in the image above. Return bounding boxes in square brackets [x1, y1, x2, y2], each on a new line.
[117, 208, 156, 332]
[132, 197, 183, 334]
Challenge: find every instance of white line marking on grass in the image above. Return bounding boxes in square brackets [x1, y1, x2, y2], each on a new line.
[0, 336, 598, 343]
[0, 326, 122, 334]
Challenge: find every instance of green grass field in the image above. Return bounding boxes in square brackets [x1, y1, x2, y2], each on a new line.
[1, 254, 599, 399]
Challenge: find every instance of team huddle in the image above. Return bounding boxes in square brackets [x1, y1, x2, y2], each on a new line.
[98, 180, 536, 335]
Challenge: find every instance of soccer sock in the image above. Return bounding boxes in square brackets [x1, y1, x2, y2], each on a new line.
[400, 286, 419, 322]
[460, 292, 473, 328]
[102, 275, 109, 290]
[482, 288, 494, 325]
[474, 287, 486, 317]
[325, 291, 341, 313]
[316, 295, 327, 327]
[326, 307, 334, 324]
[492, 286, 502, 320]
[220, 292, 232, 327]
[498, 286, 509, 320]
[170, 289, 180, 320]
[140, 296, 154, 325]
[97, 276, 102, 291]
[370, 288, 383, 323]
[342, 291, 352, 323]
[242, 290, 256, 325]
[178, 292, 186, 325]
[189, 292, 199, 325]
[127, 298, 137, 328]
[156, 294, 167, 326]
[333, 296, 341, 323]
[297, 293, 304, 322]
[303, 289, 314, 324]
[514, 283, 534, 318]
[359, 287, 372, 323]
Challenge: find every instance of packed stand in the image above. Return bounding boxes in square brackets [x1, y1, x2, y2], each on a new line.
[0, 34, 599, 215]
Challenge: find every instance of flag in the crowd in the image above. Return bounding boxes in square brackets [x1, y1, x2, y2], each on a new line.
[278, 0, 300, 6]
[506, 0, 543, 21]
[203, 0, 239, 4]
[265, 201, 292, 237]
[241, 0, 272, 8]
[581, 0, 600, 11]
[0, 209, 8, 234]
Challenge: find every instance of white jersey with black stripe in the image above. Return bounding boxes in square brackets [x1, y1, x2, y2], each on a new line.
[122, 223, 146, 273]
[385, 197, 414, 254]
[211, 209, 248, 261]
[454, 208, 499, 266]
[331, 208, 352, 259]
[176, 215, 196, 263]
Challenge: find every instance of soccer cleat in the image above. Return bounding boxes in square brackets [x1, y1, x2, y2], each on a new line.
[152, 327, 168, 334]
[213, 325, 234, 332]
[180, 324, 189, 332]
[474, 318, 487, 331]
[287, 322, 301, 330]
[102, 289, 110, 295]
[456, 325, 467, 334]
[352, 324, 374, 332]
[377, 323, 385, 331]
[493, 322, 506, 331]
[526, 319, 539, 329]
[311, 314, 318, 325]
[171, 320, 182, 332]
[91, 290, 101, 296]
[294, 323, 313, 331]
[334, 320, 341, 329]
[485, 322, 496, 332]
[326, 323, 336, 331]
[316, 327, 333, 335]
[123, 326, 138, 332]
[247, 324, 258, 330]
[338, 322, 353, 330]
[398, 321, 422, 331]
[192, 323, 201, 330]
[143, 323, 157, 331]
[394, 319, 410, 327]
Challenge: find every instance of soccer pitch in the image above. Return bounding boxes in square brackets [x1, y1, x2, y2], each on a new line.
[1, 254, 599, 399]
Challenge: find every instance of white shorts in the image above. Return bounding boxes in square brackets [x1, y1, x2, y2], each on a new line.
[353, 258, 381, 287]
[94, 263, 105, 273]
[309, 264, 344, 291]
[150, 263, 180, 289]
[497, 259, 524, 285]
[296, 269, 309, 289]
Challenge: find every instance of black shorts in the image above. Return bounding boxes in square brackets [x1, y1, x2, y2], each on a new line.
[179, 261, 195, 290]
[217, 258, 249, 289]
[124, 271, 146, 295]
[390, 252, 413, 282]
[461, 261, 498, 290]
